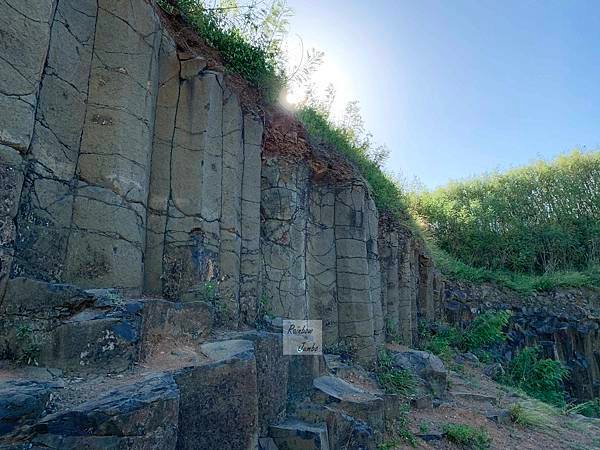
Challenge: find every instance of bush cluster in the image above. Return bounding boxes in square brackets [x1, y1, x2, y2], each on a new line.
[420, 311, 511, 360]
[411, 150, 600, 276]
[502, 346, 570, 407]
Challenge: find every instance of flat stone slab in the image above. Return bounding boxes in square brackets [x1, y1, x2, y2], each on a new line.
[312, 375, 384, 433]
[200, 339, 254, 362]
[313, 375, 381, 404]
[270, 419, 330, 450]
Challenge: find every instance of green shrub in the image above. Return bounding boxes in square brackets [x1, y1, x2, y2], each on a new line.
[420, 311, 510, 359]
[420, 325, 462, 361]
[443, 423, 491, 450]
[377, 349, 416, 396]
[564, 398, 600, 418]
[503, 347, 569, 406]
[412, 150, 600, 276]
[462, 310, 511, 351]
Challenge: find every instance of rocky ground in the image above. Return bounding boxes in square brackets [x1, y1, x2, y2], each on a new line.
[375, 348, 600, 450]
[1, 317, 598, 449]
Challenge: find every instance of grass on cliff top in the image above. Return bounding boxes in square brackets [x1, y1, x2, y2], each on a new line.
[297, 106, 413, 222]
[158, 0, 287, 102]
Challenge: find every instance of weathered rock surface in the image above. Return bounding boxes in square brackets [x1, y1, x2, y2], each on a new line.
[28, 374, 179, 450]
[174, 339, 259, 449]
[0, 380, 59, 436]
[270, 419, 330, 450]
[312, 375, 384, 432]
[392, 350, 448, 397]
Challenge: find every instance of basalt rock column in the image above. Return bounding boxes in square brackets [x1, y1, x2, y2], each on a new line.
[260, 158, 310, 320]
[143, 35, 263, 327]
[62, 0, 161, 293]
[334, 184, 376, 364]
[307, 186, 339, 348]
[6, 0, 95, 287]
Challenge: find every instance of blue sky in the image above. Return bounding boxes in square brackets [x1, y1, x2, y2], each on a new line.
[285, 0, 600, 189]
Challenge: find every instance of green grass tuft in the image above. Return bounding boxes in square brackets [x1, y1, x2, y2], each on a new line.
[509, 401, 552, 428]
[377, 349, 417, 396]
[443, 423, 491, 450]
[158, 0, 287, 102]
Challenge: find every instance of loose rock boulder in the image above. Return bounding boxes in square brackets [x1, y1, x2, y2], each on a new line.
[392, 350, 448, 397]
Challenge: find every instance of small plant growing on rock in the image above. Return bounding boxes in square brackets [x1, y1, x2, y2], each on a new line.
[377, 349, 416, 396]
[258, 293, 272, 318]
[255, 292, 275, 330]
[197, 280, 218, 302]
[443, 423, 491, 450]
[194, 280, 230, 325]
[15, 325, 40, 366]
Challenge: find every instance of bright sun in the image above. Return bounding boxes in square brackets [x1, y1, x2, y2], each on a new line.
[283, 36, 351, 117]
[286, 89, 303, 105]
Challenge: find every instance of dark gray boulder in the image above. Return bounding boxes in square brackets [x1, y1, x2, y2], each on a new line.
[392, 350, 448, 397]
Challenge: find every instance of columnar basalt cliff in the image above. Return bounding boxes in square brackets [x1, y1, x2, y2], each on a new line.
[0, 0, 440, 361]
[0, 0, 443, 447]
[1, 1, 598, 448]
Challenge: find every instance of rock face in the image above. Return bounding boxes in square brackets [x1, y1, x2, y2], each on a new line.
[0, 0, 443, 367]
[30, 374, 180, 449]
[444, 281, 600, 400]
[0, 380, 60, 436]
[0, 1, 442, 446]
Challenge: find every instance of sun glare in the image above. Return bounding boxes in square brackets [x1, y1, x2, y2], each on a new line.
[283, 35, 352, 117]
[286, 89, 302, 105]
